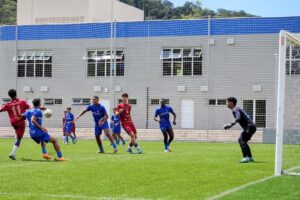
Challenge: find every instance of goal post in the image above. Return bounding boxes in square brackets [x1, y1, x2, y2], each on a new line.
[275, 30, 300, 176]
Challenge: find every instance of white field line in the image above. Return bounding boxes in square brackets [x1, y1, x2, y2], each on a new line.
[0, 192, 157, 200]
[206, 175, 276, 200]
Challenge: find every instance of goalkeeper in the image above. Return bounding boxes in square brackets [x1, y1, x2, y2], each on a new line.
[224, 97, 257, 163]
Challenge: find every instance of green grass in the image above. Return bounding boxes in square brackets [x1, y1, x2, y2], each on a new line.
[0, 138, 296, 200]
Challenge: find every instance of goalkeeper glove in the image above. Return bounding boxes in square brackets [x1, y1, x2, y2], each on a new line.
[223, 123, 233, 130]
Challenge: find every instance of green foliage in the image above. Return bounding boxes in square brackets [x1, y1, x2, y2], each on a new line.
[0, 0, 17, 24]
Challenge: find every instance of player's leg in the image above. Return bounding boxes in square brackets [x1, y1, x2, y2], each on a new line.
[9, 121, 25, 160]
[94, 125, 105, 153]
[41, 142, 51, 160]
[245, 126, 257, 162]
[112, 133, 119, 145]
[118, 134, 126, 145]
[161, 129, 169, 152]
[66, 125, 76, 144]
[49, 135, 64, 161]
[103, 128, 118, 153]
[125, 124, 142, 154]
[238, 129, 253, 163]
[166, 128, 174, 152]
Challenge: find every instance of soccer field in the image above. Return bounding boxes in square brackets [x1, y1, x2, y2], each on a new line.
[0, 138, 299, 200]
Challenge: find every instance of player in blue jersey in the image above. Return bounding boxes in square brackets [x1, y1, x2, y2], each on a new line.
[75, 96, 118, 153]
[224, 97, 257, 163]
[111, 108, 126, 145]
[63, 107, 77, 144]
[22, 98, 65, 161]
[154, 99, 176, 152]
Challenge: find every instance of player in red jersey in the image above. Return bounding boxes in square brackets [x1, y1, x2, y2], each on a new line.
[0, 89, 30, 160]
[116, 93, 142, 154]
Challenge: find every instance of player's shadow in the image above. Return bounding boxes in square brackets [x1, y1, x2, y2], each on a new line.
[20, 158, 52, 162]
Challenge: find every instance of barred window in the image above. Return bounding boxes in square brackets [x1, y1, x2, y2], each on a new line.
[84, 49, 125, 77]
[44, 98, 63, 105]
[243, 100, 266, 128]
[16, 50, 52, 78]
[286, 45, 300, 75]
[72, 98, 91, 105]
[161, 48, 202, 76]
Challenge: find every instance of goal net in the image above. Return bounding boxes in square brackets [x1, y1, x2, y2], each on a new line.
[276, 31, 300, 176]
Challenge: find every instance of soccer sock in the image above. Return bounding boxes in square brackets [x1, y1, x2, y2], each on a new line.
[15, 140, 20, 147]
[168, 137, 174, 147]
[69, 135, 75, 141]
[245, 144, 253, 157]
[112, 143, 117, 149]
[121, 139, 126, 144]
[114, 136, 119, 145]
[134, 143, 141, 151]
[163, 132, 168, 150]
[11, 145, 19, 156]
[66, 136, 69, 143]
[99, 144, 104, 152]
[42, 146, 47, 154]
[128, 145, 133, 150]
[57, 151, 63, 158]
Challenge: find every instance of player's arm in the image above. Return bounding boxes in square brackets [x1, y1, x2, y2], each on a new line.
[31, 116, 47, 133]
[154, 110, 160, 122]
[75, 109, 88, 121]
[0, 105, 6, 113]
[170, 110, 177, 125]
[99, 112, 109, 126]
[224, 110, 241, 130]
[115, 105, 124, 116]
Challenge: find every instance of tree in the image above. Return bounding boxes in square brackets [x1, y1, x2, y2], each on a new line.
[0, 0, 17, 24]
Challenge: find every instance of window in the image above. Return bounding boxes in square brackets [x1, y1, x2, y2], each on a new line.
[72, 98, 91, 105]
[84, 49, 125, 77]
[286, 45, 300, 75]
[1, 98, 10, 105]
[209, 99, 216, 105]
[128, 99, 137, 105]
[150, 99, 170, 105]
[209, 99, 226, 106]
[243, 100, 266, 128]
[217, 99, 226, 105]
[161, 48, 202, 76]
[44, 98, 63, 105]
[16, 50, 52, 78]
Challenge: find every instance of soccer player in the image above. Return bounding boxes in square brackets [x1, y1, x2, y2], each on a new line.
[0, 89, 30, 160]
[22, 98, 65, 161]
[224, 97, 257, 163]
[63, 107, 77, 144]
[116, 93, 142, 154]
[154, 99, 176, 152]
[62, 110, 68, 144]
[111, 108, 126, 145]
[75, 96, 118, 153]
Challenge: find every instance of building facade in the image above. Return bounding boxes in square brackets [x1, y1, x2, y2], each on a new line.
[0, 17, 300, 130]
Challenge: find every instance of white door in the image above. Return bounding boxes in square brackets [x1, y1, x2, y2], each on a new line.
[181, 99, 195, 129]
[100, 99, 111, 121]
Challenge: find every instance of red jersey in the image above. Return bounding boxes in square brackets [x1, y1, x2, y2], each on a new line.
[117, 102, 133, 124]
[0, 98, 30, 124]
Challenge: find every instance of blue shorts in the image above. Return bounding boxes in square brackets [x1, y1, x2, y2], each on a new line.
[112, 127, 121, 134]
[160, 121, 172, 132]
[95, 121, 109, 136]
[30, 129, 51, 144]
[65, 123, 73, 133]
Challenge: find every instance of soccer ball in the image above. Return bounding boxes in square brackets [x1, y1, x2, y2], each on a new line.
[44, 109, 53, 118]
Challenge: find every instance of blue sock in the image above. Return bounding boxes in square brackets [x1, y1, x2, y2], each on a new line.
[15, 140, 20, 147]
[66, 136, 69, 143]
[57, 151, 62, 158]
[99, 144, 104, 152]
[112, 143, 117, 149]
[122, 139, 126, 144]
[134, 143, 138, 148]
[165, 144, 169, 150]
[42, 147, 47, 154]
[69, 135, 75, 140]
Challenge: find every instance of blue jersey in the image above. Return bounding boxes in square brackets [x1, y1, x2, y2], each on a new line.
[23, 108, 43, 133]
[86, 103, 107, 123]
[155, 106, 174, 131]
[65, 113, 74, 124]
[232, 107, 254, 130]
[111, 115, 121, 129]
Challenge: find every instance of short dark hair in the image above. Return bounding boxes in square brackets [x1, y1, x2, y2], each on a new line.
[8, 89, 17, 99]
[67, 107, 71, 110]
[122, 93, 128, 98]
[32, 98, 41, 107]
[93, 96, 99, 100]
[226, 97, 237, 106]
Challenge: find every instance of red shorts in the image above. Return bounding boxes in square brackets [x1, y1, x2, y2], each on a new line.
[122, 123, 137, 136]
[11, 120, 26, 138]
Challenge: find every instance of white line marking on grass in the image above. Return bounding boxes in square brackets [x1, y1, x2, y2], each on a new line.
[206, 175, 276, 200]
[0, 192, 156, 200]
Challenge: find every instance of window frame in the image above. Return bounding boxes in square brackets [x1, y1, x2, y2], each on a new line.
[286, 45, 300, 76]
[242, 99, 267, 128]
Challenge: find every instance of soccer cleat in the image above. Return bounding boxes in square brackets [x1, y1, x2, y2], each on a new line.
[249, 157, 255, 162]
[9, 154, 16, 160]
[137, 149, 143, 154]
[98, 150, 105, 154]
[42, 154, 51, 160]
[114, 148, 118, 154]
[164, 149, 169, 153]
[239, 157, 250, 163]
[54, 157, 65, 161]
[126, 148, 134, 154]
[64, 141, 69, 145]
[72, 138, 77, 144]
[122, 142, 126, 146]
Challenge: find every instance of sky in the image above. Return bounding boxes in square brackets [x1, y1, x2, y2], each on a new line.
[171, 0, 300, 17]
